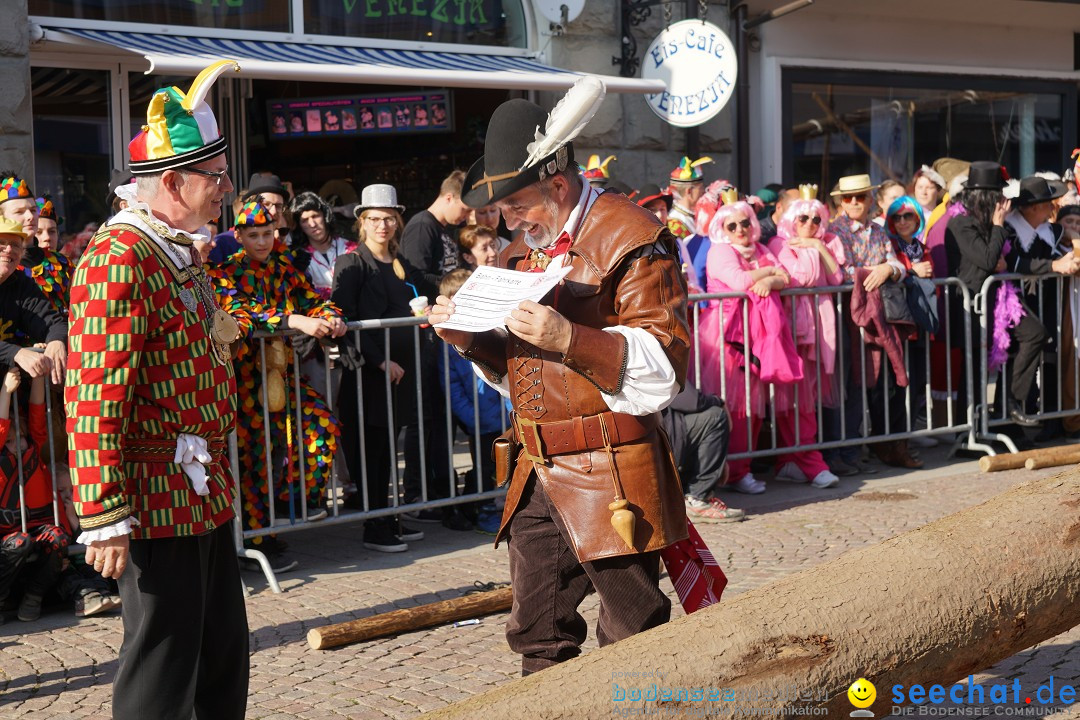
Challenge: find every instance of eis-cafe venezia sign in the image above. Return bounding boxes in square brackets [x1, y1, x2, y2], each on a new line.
[641, 19, 737, 128]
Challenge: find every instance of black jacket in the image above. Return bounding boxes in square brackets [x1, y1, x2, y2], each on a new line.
[330, 243, 431, 371]
[0, 271, 67, 369]
[944, 214, 1007, 296]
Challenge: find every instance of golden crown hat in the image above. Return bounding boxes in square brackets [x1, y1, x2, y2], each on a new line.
[719, 186, 740, 206]
[798, 183, 819, 201]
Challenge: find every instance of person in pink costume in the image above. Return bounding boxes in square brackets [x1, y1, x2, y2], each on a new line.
[698, 193, 803, 495]
[767, 186, 845, 489]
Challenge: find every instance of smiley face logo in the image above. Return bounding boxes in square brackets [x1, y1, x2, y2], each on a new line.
[848, 678, 876, 709]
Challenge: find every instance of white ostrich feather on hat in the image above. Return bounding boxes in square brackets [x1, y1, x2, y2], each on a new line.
[520, 76, 606, 172]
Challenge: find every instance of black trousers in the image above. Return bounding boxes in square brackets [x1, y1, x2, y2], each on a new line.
[505, 475, 669, 675]
[112, 522, 249, 720]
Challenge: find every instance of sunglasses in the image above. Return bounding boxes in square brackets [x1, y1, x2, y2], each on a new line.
[725, 219, 752, 232]
[893, 212, 918, 222]
[841, 193, 868, 202]
[796, 215, 822, 226]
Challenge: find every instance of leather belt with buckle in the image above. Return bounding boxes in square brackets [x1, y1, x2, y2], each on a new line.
[513, 411, 658, 464]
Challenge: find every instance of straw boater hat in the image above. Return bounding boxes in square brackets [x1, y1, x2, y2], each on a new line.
[0, 173, 33, 205]
[830, 174, 879, 197]
[0, 216, 29, 240]
[462, 76, 607, 208]
[353, 184, 405, 217]
[127, 60, 239, 175]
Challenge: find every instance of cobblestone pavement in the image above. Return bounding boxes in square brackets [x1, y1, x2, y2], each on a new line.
[1, 448, 1078, 719]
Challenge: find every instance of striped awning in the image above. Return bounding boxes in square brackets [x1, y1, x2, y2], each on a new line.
[43, 28, 665, 94]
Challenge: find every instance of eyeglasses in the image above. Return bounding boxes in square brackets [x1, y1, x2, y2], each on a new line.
[258, 196, 286, 213]
[0, 238, 25, 253]
[725, 219, 752, 232]
[841, 193, 868, 203]
[183, 166, 230, 187]
[366, 216, 398, 227]
[893, 212, 918, 222]
[796, 215, 823, 226]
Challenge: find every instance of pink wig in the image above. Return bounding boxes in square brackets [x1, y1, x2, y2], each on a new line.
[707, 200, 761, 244]
[777, 199, 830, 241]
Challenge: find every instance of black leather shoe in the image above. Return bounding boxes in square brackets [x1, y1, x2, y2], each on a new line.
[1007, 400, 1041, 428]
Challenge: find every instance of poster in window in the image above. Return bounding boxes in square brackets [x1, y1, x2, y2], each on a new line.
[268, 90, 453, 140]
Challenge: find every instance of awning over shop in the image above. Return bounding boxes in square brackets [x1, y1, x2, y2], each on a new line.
[44, 28, 665, 94]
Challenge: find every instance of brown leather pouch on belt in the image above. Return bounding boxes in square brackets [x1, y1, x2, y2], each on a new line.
[492, 427, 520, 488]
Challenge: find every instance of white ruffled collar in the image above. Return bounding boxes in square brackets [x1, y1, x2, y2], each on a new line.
[1006, 210, 1055, 254]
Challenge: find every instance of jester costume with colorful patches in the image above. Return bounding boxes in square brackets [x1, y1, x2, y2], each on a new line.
[21, 249, 70, 317]
[65, 218, 238, 539]
[211, 247, 342, 530]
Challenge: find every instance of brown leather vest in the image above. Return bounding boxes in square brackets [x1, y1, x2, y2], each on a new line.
[496, 191, 691, 562]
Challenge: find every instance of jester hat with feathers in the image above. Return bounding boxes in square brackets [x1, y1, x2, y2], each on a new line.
[463, 76, 606, 208]
[128, 60, 240, 175]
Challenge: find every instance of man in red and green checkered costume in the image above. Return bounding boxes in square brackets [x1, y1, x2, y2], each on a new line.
[65, 60, 249, 720]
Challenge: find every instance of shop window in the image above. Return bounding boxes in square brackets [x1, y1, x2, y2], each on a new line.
[32, 67, 113, 234]
[303, 0, 527, 48]
[783, 69, 1077, 191]
[30, 0, 290, 33]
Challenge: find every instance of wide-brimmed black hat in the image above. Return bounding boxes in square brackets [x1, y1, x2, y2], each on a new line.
[246, 172, 288, 199]
[964, 161, 1009, 191]
[634, 183, 673, 212]
[462, 99, 575, 209]
[1013, 176, 1068, 206]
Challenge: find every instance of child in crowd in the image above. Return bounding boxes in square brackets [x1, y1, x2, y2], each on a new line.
[458, 224, 500, 269]
[212, 200, 347, 542]
[0, 366, 69, 623]
[437, 269, 509, 534]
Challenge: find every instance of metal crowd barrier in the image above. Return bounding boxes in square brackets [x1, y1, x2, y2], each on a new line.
[688, 278, 984, 460]
[238, 319, 510, 591]
[7, 273, 1077, 594]
[976, 273, 1080, 452]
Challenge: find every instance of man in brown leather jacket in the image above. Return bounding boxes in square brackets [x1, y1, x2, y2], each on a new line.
[429, 90, 690, 675]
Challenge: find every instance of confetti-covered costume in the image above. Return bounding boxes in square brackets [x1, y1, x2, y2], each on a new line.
[212, 249, 342, 530]
[21, 247, 71, 318]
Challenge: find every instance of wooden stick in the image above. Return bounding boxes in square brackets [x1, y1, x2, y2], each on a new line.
[978, 446, 1049, 472]
[1023, 444, 1080, 470]
[308, 586, 513, 650]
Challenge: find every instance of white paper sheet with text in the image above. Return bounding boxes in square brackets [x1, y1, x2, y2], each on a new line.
[433, 264, 574, 333]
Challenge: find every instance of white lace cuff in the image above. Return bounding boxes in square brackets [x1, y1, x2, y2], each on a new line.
[77, 517, 135, 545]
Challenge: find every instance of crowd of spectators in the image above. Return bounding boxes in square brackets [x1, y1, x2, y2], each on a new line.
[3, 150, 1079, 587]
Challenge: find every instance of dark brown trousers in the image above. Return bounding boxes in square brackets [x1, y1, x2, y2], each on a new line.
[505, 473, 670, 675]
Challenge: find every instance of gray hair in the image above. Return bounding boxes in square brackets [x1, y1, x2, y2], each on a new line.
[135, 173, 163, 201]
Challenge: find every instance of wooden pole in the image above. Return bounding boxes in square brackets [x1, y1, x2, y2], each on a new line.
[307, 586, 513, 650]
[1023, 445, 1080, 470]
[979, 444, 1080, 472]
[420, 474, 1080, 719]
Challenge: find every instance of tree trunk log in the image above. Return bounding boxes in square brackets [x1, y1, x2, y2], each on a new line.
[978, 448, 1050, 472]
[1023, 445, 1080, 470]
[308, 586, 513, 650]
[421, 475, 1080, 719]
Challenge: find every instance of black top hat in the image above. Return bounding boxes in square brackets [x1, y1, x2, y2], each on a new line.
[246, 173, 288, 199]
[634, 183, 673, 212]
[1013, 176, 1068, 206]
[462, 99, 576, 209]
[964, 161, 1009, 191]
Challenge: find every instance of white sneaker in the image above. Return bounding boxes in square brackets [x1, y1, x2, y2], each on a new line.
[810, 470, 840, 489]
[733, 473, 766, 494]
[774, 462, 808, 483]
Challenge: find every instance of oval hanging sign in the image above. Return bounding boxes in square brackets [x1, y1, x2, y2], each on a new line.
[641, 19, 738, 128]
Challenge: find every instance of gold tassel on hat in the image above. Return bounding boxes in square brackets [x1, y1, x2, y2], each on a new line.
[798, 183, 819, 201]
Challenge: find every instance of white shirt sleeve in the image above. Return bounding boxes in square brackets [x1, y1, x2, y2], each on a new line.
[600, 325, 679, 415]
